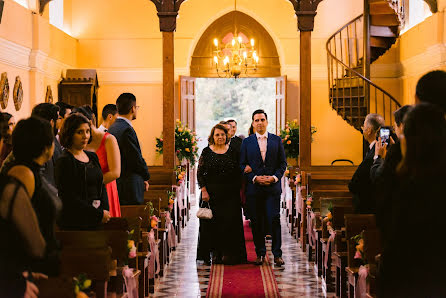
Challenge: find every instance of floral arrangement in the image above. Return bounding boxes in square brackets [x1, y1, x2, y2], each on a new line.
[145, 202, 158, 231]
[279, 119, 317, 159]
[352, 234, 367, 266]
[156, 119, 199, 165]
[73, 274, 91, 298]
[127, 229, 137, 261]
[306, 193, 313, 209]
[323, 203, 334, 230]
[175, 166, 186, 184]
[167, 190, 175, 210]
[294, 174, 302, 186]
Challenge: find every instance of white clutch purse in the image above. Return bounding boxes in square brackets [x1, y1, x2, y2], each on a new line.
[196, 201, 213, 219]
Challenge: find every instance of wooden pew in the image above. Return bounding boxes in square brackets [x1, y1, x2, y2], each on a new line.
[344, 214, 376, 298]
[363, 229, 382, 298]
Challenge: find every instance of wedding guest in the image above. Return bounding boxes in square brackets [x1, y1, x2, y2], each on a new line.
[378, 103, 446, 297]
[56, 113, 110, 230]
[227, 119, 242, 153]
[371, 105, 412, 182]
[98, 104, 118, 132]
[108, 93, 150, 205]
[0, 112, 15, 165]
[73, 106, 121, 217]
[197, 123, 247, 265]
[0, 118, 46, 298]
[348, 113, 384, 214]
[10, 117, 61, 276]
[415, 70, 446, 113]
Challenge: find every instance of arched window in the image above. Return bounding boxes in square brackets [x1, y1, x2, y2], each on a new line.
[49, 0, 64, 30]
[401, 0, 432, 33]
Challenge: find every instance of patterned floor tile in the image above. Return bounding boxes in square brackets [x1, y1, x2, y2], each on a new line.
[152, 204, 334, 297]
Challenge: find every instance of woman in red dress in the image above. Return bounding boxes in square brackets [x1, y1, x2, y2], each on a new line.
[73, 106, 121, 217]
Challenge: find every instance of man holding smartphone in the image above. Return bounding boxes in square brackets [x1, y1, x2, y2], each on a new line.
[348, 113, 385, 214]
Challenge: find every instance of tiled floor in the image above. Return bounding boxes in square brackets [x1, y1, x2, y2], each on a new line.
[153, 205, 334, 297]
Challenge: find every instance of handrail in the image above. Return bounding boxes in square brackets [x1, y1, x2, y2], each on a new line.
[326, 10, 402, 130]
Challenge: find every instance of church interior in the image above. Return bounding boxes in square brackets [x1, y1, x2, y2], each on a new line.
[0, 0, 445, 297]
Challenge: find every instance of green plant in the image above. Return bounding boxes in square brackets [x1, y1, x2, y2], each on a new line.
[73, 274, 91, 297]
[279, 119, 317, 159]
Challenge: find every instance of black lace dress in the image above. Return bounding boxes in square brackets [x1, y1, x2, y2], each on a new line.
[196, 146, 247, 264]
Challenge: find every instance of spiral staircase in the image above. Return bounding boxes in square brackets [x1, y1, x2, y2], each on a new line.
[326, 0, 405, 131]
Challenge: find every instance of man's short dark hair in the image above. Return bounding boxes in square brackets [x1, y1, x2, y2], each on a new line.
[208, 124, 229, 145]
[59, 113, 92, 148]
[252, 109, 268, 120]
[416, 70, 446, 113]
[394, 105, 413, 126]
[116, 93, 136, 115]
[32, 103, 59, 123]
[219, 120, 229, 125]
[55, 102, 73, 118]
[227, 119, 237, 125]
[73, 105, 96, 127]
[12, 117, 54, 163]
[102, 104, 117, 120]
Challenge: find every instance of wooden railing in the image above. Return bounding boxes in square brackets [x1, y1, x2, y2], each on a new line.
[326, 14, 401, 130]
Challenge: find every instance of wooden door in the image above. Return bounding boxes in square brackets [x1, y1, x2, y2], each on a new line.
[179, 76, 196, 131]
[275, 76, 287, 134]
[179, 76, 197, 196]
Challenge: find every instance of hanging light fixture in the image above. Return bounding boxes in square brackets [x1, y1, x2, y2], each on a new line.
[212, 0, 259, 78]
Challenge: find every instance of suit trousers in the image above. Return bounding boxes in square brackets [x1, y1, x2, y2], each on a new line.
[247, 192, 282, 258]
[117, 174, 144, 205]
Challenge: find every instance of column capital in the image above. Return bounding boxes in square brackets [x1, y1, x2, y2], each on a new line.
[288, 0, 323, 31]
[150, 0, 186, 32]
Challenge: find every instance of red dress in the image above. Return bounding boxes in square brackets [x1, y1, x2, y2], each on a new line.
[96, 133, 121, 217]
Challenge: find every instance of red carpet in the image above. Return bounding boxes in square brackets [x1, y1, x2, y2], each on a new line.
[206, 221, 280, 298]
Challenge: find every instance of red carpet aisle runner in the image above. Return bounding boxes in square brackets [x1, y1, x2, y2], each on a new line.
[206, 221, 280, 297]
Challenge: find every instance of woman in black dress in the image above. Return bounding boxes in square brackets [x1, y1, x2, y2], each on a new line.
[56, 113, 110, 230]
[197, 123, 247, 265]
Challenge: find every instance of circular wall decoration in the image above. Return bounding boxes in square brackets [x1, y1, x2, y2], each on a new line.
[0, 72, 9, 110]
[13, 76, 23, 111]
[45, 85, 53, 103]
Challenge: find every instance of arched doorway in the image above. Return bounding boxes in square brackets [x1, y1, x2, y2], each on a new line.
[181, 11, 286, 196]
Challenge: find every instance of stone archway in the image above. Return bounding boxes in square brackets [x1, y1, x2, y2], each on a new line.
[190, 11, 281, 77]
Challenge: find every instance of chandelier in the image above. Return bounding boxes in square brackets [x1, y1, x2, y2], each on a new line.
[212, 0, 259, 78]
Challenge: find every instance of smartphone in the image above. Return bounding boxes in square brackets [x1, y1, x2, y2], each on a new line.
[379, 127, 391, 145]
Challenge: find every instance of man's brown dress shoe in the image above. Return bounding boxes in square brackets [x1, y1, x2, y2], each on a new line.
[255, 256, 264, 265]
[274, 257, 285, 266]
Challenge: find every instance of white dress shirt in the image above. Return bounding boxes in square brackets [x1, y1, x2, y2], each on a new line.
[252, 131, 278, 184]
[98, 124, 107, 132]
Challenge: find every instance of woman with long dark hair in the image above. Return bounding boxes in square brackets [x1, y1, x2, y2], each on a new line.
[377, 103, 446, 297]
[56, 113, 110, 230]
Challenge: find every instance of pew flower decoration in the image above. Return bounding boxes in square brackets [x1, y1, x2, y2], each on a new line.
[151, 215, 159, 229]
[145, 201, 158, 231]
[73, 274, 92, 298]
[175, 166, 186, 184]
[279, 119, 317, 159]
[306, 193, 313, 209]
[294, 174, 302, 186]
[155, 119, 199, 165]
[127, 230, 137, 260]
[352, 234, 367, 265]
[167, 190, 175, 210]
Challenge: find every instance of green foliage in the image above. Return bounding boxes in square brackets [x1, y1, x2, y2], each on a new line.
[195, 78, 276, 153]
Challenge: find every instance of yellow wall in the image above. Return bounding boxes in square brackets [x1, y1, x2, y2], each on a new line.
[0, 0, 77, 121]
[5, 0, 444, 166]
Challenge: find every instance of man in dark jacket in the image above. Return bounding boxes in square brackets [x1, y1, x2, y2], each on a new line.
[348, 113, 384, 214]
[108, 93, 150, 205]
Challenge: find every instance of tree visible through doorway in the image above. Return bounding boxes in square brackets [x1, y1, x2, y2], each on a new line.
[195, 78, 276, 154]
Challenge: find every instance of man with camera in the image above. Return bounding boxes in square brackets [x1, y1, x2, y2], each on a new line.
[348, 113, 384, 214]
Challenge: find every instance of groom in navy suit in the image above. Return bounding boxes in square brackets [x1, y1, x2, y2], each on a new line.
[240, 109, 287, 266]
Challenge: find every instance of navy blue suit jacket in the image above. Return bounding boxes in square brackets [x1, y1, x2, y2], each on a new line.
[108, 118, 150, 205]
[240, 133, 287, 196]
